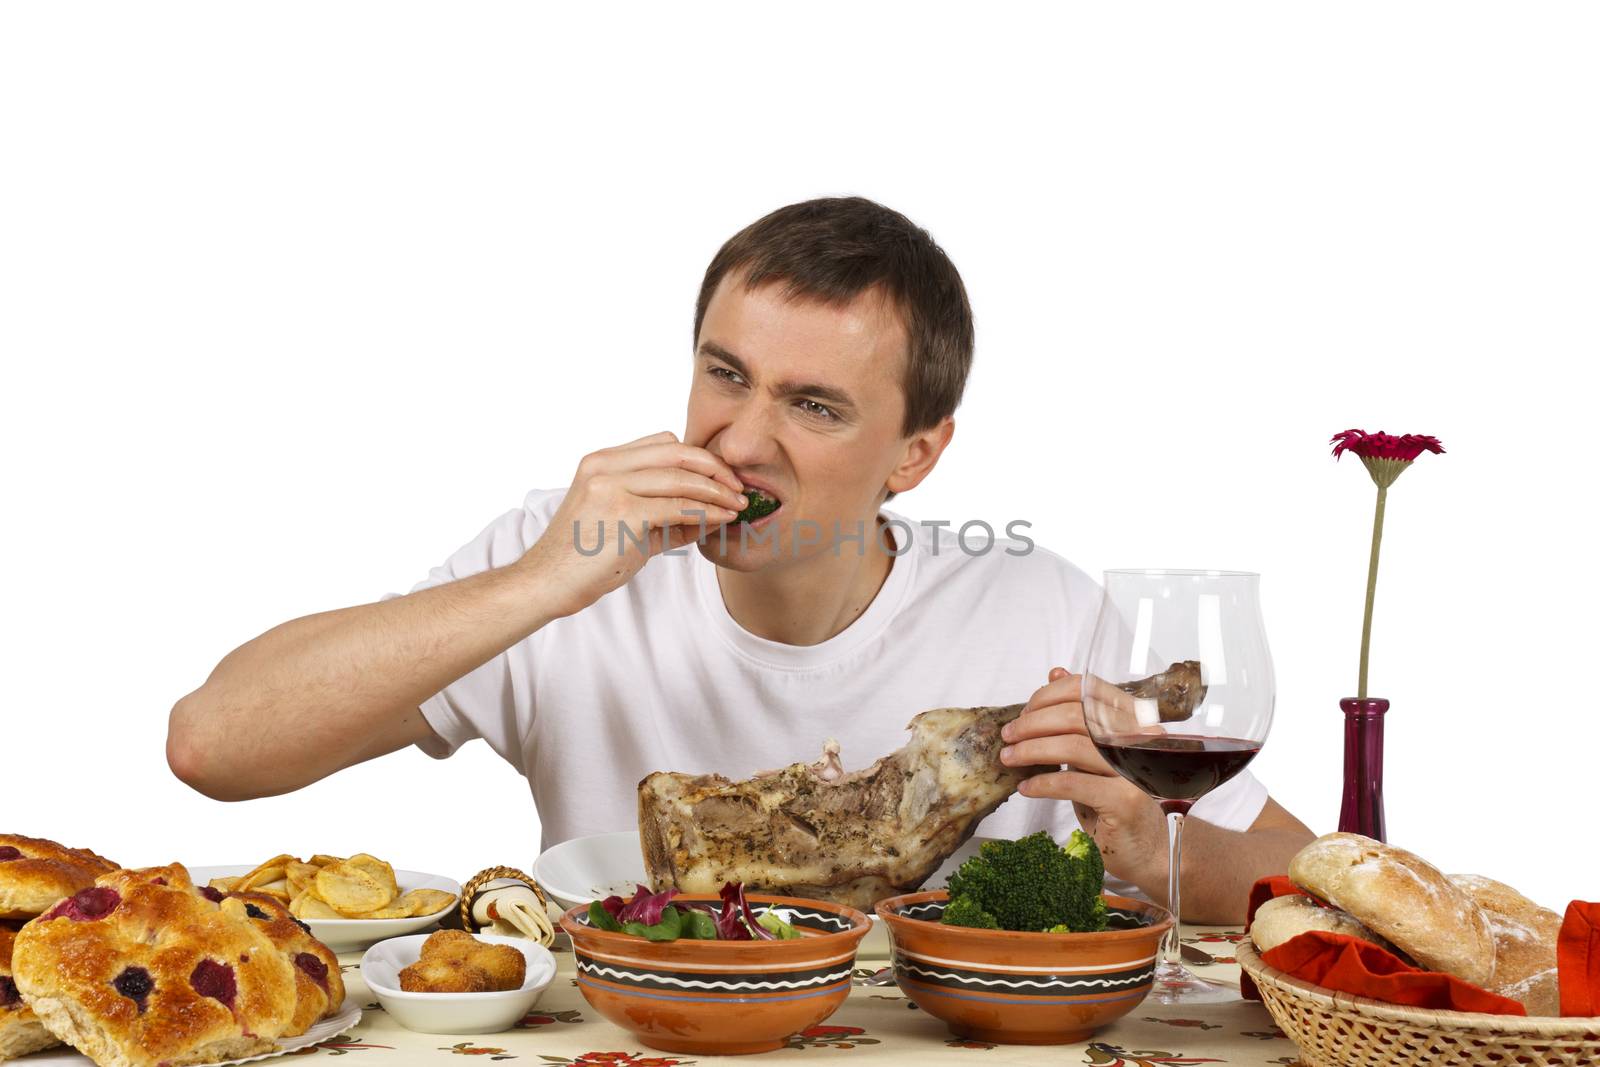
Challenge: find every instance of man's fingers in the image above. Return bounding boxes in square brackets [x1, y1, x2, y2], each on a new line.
[608, 430, 679, 450]
[1017, 768, 1129, 806]
[609, 441, 744, 493]
[1003, 704, 1085, 743]
[622, 467, 747, 512]
[653, 522, 711, 555]
[1001, 733, 1115, 777]
[634, 498, 739, 528]
[1023, 671, 1084, 713]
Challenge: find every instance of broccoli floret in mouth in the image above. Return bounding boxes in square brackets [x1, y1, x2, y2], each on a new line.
[733, 489, 781, 524]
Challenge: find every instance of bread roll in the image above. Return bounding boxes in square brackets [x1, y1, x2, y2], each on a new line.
[1449, 874, 1560, 1016]
[1249, 894, 1397, 955]
[1288, 833, 1495, 987]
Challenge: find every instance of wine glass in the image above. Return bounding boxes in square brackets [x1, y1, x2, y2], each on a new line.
[1080, 569, 1274, 1004]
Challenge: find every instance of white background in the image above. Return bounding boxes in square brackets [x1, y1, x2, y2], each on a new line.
[2, 3, 1596, 910]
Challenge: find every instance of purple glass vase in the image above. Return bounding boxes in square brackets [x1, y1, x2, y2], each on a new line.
[1338, 697, 1388, 841]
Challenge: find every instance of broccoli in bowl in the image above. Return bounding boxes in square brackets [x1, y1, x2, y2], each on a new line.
[940, 830, 1109, 933]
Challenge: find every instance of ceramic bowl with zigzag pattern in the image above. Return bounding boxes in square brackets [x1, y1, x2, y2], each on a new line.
[558, 893, 871, 1055]
[876, 890, 1174, 1045]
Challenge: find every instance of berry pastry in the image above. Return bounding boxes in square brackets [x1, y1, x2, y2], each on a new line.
[0, 834, 119, 920]
[1, 922, 60, 1061]
[218, 892, 344, 1036]
[12, 864, 313, 1067]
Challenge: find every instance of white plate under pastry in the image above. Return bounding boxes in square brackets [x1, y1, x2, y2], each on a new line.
[533, 830, 995, 957]
[187, 864, 462, 954]
[27, 1001, 363, 1066]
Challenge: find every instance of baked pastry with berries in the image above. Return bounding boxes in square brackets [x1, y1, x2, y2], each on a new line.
[0, 834, 119, 920]
[11, 864, 302, 1067]
[1, 922, 60, 1061]
[219, 892, 344, 1036]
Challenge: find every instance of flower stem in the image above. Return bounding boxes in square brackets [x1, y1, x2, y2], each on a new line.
[1358, 485, 1388, 699]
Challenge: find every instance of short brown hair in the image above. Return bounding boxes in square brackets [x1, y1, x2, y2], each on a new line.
[694, 197, 974, 438]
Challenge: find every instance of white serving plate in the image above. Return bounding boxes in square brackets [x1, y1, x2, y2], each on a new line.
[188, 864, 462, 953]
[28, 1002, 363, 1065]
[533, 830, 994, 957]
[361, 933, 557, 1034]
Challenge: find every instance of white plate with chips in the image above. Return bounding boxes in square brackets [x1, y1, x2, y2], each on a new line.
[189, 865, 462, 953]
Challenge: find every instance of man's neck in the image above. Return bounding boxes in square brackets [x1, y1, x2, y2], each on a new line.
[716, 515, 898, 647]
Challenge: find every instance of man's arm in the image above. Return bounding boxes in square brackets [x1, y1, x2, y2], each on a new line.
[168, 430, 749, 801]
[167, 560, 562, 801]
[1129, 797, 1313, 925]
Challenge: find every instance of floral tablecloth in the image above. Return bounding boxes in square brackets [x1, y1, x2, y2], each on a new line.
[306, 927, 1298, 1067]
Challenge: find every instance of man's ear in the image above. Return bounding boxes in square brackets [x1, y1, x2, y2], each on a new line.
[885, 417, 955, 497]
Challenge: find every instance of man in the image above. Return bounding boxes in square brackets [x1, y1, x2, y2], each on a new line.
[167, 197, 1311, 922]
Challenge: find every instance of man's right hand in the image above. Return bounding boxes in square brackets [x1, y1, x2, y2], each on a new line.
[518, 430, 748, 618]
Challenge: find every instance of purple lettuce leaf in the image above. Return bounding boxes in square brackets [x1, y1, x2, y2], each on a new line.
[724, 882, 775, 940]
[714, 883, 754, 940]
[618, 884, 678, 925]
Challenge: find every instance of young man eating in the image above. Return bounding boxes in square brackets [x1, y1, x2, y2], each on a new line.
[167, 196, 1312, 922]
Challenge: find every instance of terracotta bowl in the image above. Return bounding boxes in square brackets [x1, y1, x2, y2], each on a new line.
[559, 894, 871, 1055]
[875, 890, 1174, 1045]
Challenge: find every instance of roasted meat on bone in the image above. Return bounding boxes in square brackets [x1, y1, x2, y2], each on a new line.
[637, 703, 1044, 909]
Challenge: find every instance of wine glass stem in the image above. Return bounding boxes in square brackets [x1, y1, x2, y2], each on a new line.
[1162, 810, 1185, 969]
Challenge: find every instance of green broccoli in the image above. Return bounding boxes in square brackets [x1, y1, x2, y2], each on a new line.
[734, 490, 780, 524]
[940, 895, 1000, 929]
[940, 830, 1109, 934]
[1061, 830, 1109, 932]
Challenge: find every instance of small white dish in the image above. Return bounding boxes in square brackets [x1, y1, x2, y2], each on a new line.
[532, 831, 995, 958]
[187, 865, 462, 954]
[360, 933, 557, 1035]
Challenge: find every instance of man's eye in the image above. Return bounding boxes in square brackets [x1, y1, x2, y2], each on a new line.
[798, 399, 838, 421]
[708, 366, 744, 385]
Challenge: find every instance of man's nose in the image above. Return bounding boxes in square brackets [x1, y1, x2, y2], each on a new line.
[715, 398, 780, 466]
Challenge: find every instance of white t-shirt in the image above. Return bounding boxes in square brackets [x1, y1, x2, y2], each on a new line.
[399, 488, 1269, 877]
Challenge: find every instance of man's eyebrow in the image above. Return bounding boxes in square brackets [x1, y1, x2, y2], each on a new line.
[697, 341, 857, 412]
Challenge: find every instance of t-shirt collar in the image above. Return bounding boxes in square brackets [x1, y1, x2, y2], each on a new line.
[692, 510, 919, 671]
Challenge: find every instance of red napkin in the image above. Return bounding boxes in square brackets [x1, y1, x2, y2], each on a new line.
[1262, 931, 1526, 1015]
[1239, 875, 1524, 1014]
[1559, 901, 1600, 1017]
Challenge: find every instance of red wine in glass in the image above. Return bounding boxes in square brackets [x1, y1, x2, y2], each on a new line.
[1081, 569, 1274, 1005]
[1093, 734, 1262, 815]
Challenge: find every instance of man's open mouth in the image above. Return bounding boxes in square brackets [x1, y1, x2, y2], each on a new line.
[732, 489, 781, 525]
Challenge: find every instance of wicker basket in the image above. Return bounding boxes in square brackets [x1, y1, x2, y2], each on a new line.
[1236, 941, 1600, 1067]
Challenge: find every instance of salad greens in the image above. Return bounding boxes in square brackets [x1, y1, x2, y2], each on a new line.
[587, 882, 801, 943]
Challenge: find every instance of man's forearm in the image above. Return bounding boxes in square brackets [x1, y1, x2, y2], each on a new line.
[167, 559, 558, 800]
[1134, 819, 1314, 925]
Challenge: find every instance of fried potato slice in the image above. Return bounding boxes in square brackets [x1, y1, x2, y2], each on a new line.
[237, 861, 293, 892]
[344, 854, 398, 899]
[207, 876, 241, 893]
[254, 879, 292, 902]
[315, 861, 393, 914]
[290, 891, 344, 920]
[309, 854, 344, 868]
[359, 900, 420, 920]
[286, 862, 320, 894]
[398, 889, 457, 917]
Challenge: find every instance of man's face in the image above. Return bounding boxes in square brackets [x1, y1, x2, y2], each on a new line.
[687, 273, 912, 570]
